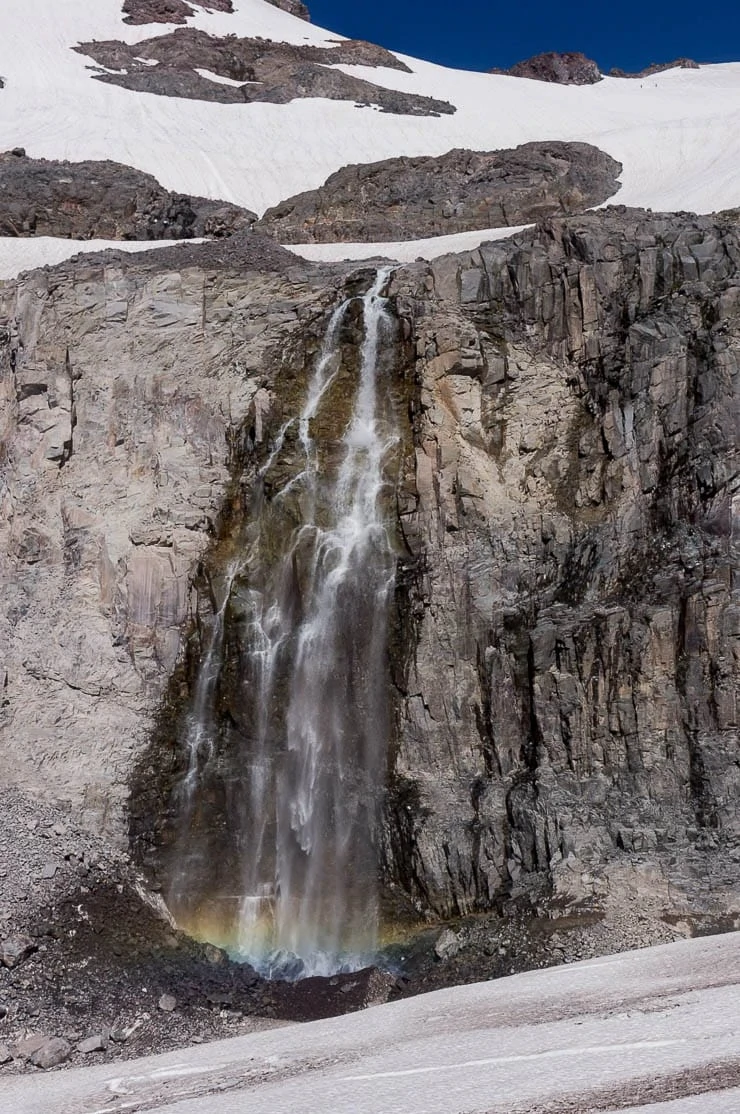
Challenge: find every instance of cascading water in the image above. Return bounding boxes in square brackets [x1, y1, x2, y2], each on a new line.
[167, 270, 399, 979]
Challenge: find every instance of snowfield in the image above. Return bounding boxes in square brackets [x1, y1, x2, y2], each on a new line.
[0, 0, 738, 222]
[283, 223, 532, 262]
[5, 932, 740, 1113]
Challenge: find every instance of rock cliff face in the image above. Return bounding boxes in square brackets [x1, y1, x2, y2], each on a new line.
[0, 236, 332, 832]
[386, 207, 739, 921]
[258, 142, 621, 244]
[0, 208, 737, 931]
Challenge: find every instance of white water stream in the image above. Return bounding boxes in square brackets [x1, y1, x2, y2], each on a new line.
[170, 270, 398, 978]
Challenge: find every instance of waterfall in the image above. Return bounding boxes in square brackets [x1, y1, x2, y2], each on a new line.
[167, 269, 398, 979]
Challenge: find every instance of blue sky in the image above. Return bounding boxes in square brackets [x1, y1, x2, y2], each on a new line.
[308, 0, 740, 73]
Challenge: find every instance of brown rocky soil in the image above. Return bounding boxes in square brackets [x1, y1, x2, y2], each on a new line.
[77, 30, 455, 115]
[0, 787, 400, 1075]
[0, 150, 254, 240]
[257, 141, 622, 243]
[3, 785, 732, 1078]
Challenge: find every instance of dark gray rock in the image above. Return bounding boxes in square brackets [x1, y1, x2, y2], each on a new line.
[610, 58, 699, 78]
[76, 30, 455, 116]
[265, 0, 310, 19]
[386, 206, 740, 920]
[0, 152, 254, 240]
[257, 142, 622, 243]
[493, 51, 602, 85]
[122, 0, 234, 24]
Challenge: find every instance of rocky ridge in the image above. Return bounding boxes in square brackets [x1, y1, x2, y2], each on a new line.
[610, 58, 700, 78]
[491, 52, 602, 85]
[0, 151, 255, 240]
[257, 142, 622, 244]
[78, 30, 455, 115]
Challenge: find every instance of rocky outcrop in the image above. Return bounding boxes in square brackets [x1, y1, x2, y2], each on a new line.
[122, 0, 234, 23]
[0, 152, 254, 239]
[257, 142, 622, 243]
[493, 52, 602, 85]
[386, 207, 739, 922]
[264, 0, 310, 19]
[78, 30, 455, 116]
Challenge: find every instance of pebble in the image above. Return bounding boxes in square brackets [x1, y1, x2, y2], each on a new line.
[158, 994, 177, 1013]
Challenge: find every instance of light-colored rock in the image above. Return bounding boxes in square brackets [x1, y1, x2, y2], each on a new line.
[1, 935, 37, 969]
[77, 1034, 106, 1054]
[0, 256, 327, 838]
[29, 1037, 71, 1069]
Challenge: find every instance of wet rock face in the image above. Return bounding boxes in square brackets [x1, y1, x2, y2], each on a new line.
[386, 207, 739, 920]
[0, 153, 255, 240]
[493, 52, 602, 85]
[77, 30, 454, 116]
[257, 142, 622, 244]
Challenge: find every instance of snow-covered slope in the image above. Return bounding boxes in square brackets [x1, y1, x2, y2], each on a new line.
[0, 0, 739, 224]
[5, 932, 740, 1113]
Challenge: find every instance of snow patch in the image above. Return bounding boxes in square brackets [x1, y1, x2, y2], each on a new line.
[284, 225, 532, 263]
[194, 67, 250, 87]
[0, 236, 204, 281]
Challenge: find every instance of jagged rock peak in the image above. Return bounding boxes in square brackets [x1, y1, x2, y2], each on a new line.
[493, 51, 602, 85]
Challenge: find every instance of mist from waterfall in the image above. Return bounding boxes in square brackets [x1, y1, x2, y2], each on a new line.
[167, 270, 398, 979]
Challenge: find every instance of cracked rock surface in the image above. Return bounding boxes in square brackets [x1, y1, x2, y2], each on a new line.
[257, 142, 622, 244]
